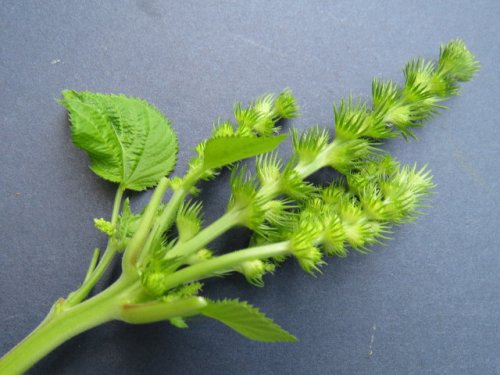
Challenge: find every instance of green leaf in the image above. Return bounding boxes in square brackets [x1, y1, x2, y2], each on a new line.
[61, 90, 178, 191]
[201, 299, 297, 342]
[202, 135, 287, 171]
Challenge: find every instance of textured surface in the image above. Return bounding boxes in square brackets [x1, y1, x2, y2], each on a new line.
[1, 1, 499, 374]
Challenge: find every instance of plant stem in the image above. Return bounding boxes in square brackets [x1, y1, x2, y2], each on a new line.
[83, 248, 100, 283]
[145, 166, 205, 241]
[66, 186, 125, 307]
[294, 143, 334, 179]
[111, 185, 125, 226]
[256, 179, 281, 200]
[152, 188, 186, 238]
[66, 242, 119, 307]
[0, 276, 132, 374]
[139, 188, 187, 265]
[166, 209, 243, 259]
[160, 241, 291, 290]
[123, 177, 170, 273]
[120, 296, 208, 324]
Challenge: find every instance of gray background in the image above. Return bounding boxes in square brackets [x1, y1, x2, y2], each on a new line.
[1, 1, 499, 374]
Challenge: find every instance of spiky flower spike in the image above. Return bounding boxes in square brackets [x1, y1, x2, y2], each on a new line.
[0, 41, 478, 374]
[135, 40, 476, 308]
[138, 39, 476, 305]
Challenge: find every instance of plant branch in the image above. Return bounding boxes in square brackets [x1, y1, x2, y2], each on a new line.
[160, 241, 291, 291]
[166, 209, 243, 260]
[123, 177, 170, 273]
[66, 186, 125, 307]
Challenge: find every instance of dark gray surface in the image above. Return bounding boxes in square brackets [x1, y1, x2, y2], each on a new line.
[1, 1, 499, 374]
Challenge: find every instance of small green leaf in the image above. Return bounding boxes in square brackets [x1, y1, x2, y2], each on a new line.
[61, 90, 178, 191]
[201, 299, 297, 342]
[202, 135, 287, 171]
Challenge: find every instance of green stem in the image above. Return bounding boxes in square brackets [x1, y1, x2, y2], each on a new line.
[166, 209, 243, 260]
[293, 143, 334, 179]
[111, 185, 125, 226]
[160, 241, 291, 290]
[123, 177, 170, 273]
[138, 166, 209, 266]
[66, 186, 124, 307]
[0, 276, 132, 374]
[82, 248, 100, 283]
[66, 242, 119, 306]
[256, 179, 281, 200]
[120, 296, 208, 324]
[139, 188, 187, 265]
[153, 188, 186, 237]
[141, 167, 205, 255]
